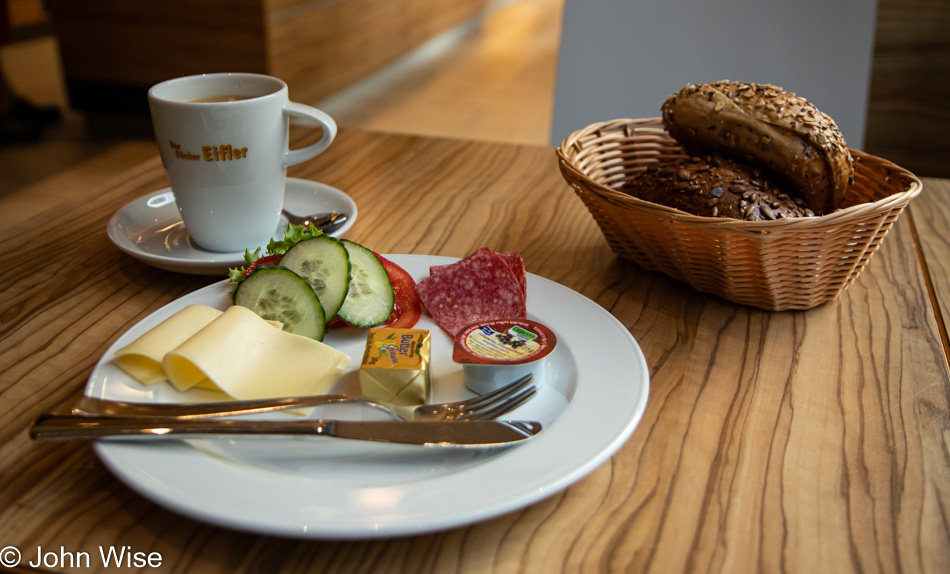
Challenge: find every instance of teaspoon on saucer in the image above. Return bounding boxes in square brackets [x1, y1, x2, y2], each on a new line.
[282, 209, 348, 234]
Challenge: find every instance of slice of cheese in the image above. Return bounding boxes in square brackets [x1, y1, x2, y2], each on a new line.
[162, 305, 350, 399]
[113, 304, 223, 385]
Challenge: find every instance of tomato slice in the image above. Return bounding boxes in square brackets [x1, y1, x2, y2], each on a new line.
[376, 253, 421, 328]
[242, 254, 283, 278]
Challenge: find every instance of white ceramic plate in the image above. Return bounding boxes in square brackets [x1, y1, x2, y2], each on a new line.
[87, 255, 650, 539]
[106, 178, 357, 275]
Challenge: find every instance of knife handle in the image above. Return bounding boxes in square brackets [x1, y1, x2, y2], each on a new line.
[30, 413, 331, 440]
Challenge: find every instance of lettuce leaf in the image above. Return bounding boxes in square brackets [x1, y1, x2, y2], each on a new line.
[264, 223, 323, 256]
[227, 224, 324, 282]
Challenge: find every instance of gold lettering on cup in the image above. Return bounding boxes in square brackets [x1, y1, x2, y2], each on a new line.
[202, 145, 250, 161]
[169, 141, 200, 161]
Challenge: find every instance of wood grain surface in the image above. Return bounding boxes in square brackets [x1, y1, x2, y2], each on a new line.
[908, 177, 950, 367]
[1, 129, 948, 573]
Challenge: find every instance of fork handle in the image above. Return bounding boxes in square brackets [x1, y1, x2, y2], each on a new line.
[71, 394, 392, 419]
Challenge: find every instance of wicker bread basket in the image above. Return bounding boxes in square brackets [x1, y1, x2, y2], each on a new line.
[557, 118, 923, 311]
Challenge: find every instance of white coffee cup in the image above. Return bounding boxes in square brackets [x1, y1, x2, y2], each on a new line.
[148, 73, 337, 253]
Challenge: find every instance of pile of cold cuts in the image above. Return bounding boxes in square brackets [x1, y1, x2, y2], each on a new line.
[415, 247, 527, 336]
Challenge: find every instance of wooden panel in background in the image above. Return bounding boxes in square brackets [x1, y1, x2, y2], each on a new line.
[47, 0, 266, 114]
[48, 0, 268, 85]
[7, 0, 48, 28]
[266, 0, 490, 104]
[46, 0, 490, 115]
[865, 0, 950, 178]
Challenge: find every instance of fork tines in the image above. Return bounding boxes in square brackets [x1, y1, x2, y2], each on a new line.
[457, 373, 536, 420]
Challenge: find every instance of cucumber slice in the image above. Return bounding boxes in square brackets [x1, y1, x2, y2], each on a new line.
[278, 235, 351, 320]
[232, 266, 326, 340]
[337, 240, 395, 327]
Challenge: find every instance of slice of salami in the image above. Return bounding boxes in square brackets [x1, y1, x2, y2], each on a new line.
[429, 248, 526, 298]
[416, 247, 526, 336]
[498, 251, 526, 300]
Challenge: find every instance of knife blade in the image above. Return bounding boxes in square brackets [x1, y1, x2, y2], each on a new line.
[29, 414, 542, 448]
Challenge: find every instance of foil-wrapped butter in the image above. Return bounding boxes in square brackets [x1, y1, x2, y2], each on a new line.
[359, 328, 431, 406]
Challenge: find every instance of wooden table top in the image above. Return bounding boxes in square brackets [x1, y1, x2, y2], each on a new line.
[1, 129, 948, 573]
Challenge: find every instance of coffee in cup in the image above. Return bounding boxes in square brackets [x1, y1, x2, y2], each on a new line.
[148, 73, 337, 253]
[184, 95, 256, 103]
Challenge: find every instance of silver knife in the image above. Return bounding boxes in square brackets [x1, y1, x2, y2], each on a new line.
[29, 414, 542, 448]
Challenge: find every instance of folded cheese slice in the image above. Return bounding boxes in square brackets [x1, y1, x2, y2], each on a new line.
[162, 305, 350, 399]
[113, 304, 223, 385]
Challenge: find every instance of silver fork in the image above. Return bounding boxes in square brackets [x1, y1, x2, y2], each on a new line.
[70, 374, 537, 422]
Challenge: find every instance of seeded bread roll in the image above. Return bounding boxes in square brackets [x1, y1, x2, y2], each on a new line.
[661, 81, 853, 215]
[620, 155, 811, 221]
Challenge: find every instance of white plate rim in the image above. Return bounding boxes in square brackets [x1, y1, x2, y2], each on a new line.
[106, 178, 357, 275]
[89, 254, 650, 539]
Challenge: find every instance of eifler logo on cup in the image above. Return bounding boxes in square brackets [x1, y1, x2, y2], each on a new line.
[169, 140, 250, 162]
[148, 73, 337, 253]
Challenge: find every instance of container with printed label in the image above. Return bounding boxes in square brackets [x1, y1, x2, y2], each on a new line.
[453, 319, 556, 394]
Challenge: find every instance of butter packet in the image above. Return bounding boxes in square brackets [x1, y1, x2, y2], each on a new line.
[359, 328, 431, 406]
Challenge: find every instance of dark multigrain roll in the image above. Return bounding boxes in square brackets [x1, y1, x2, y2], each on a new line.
[620, 155, 812, 221]
[661, 80, 853, 215]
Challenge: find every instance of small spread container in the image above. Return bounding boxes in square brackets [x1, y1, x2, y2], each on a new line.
[452, 319, 556, 394]
[359, 328, 431, 406]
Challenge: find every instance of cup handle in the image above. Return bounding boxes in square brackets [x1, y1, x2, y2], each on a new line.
[282, 102, 338, 167]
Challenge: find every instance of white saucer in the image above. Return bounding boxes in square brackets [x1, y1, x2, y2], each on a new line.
[107, 178, 357, 275]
